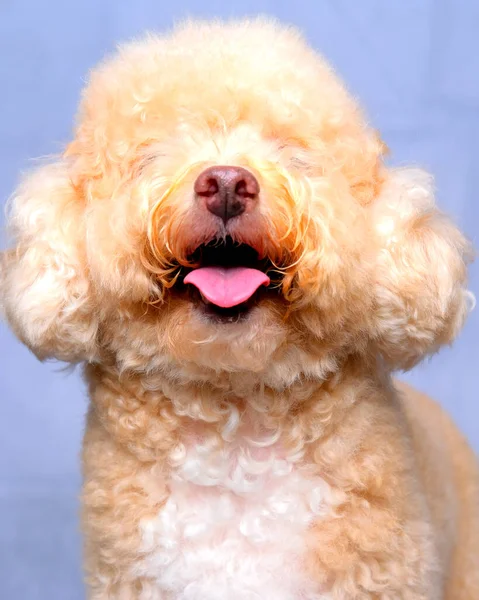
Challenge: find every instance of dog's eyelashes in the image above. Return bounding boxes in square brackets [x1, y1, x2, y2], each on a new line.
[276, 144, 312, 171]
[135, 148, 168, 174]
[290, 157, 310, 169]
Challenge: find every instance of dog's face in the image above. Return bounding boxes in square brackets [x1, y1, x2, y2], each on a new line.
[1, 20, 472, 383]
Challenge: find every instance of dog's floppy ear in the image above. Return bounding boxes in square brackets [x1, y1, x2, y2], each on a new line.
[1, 160, 98, 362]
[371, 168, 474, 370]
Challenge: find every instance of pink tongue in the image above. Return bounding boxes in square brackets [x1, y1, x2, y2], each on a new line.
[184, 267, 270, 308]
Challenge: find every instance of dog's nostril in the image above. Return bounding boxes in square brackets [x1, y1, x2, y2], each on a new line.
[235, 180, 254, 198]
[198, 178, 219, 198]
[194, 166, 259, 223]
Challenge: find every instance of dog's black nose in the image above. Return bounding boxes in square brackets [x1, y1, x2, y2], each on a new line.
[194, 166, 259, 223]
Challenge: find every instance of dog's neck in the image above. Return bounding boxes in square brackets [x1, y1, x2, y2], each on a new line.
[85, 353, 378, 463]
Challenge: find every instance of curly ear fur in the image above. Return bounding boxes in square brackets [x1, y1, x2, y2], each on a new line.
[1, 160, 98, 362]
[372, 168, 474, 370]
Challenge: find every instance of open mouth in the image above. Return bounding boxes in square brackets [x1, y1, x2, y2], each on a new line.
[181, 237, 277, 322]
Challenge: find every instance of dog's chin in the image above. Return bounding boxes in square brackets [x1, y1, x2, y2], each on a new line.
[160, 294, 288, 376]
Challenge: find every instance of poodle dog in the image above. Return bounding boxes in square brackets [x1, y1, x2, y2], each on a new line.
[2, 18, 478, 600]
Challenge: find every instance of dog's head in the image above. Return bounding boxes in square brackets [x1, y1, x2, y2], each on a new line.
[1, 20, 473, 384]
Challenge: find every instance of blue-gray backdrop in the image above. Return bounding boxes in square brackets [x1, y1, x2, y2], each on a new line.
[0, 1, 478, 598]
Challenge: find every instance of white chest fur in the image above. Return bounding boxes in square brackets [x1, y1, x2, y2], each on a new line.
[136, 419, 331, 600]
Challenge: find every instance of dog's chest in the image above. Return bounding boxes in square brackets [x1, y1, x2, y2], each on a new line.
[137, 425, 331, 600]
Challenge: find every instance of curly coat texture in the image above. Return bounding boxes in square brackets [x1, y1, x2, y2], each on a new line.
[1, 18, 478, 599]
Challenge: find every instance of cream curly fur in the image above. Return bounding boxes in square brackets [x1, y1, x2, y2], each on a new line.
[1, 18, 478, 600]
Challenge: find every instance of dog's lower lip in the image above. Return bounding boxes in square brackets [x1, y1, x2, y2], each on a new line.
[200, 294, 257, 322]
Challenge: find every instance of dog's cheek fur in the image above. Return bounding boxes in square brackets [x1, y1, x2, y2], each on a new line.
[84, 187, 157, 305]
[372, 168, 474, 370]
[1, 161, 98, 362]
[275, 172, 376, 354]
